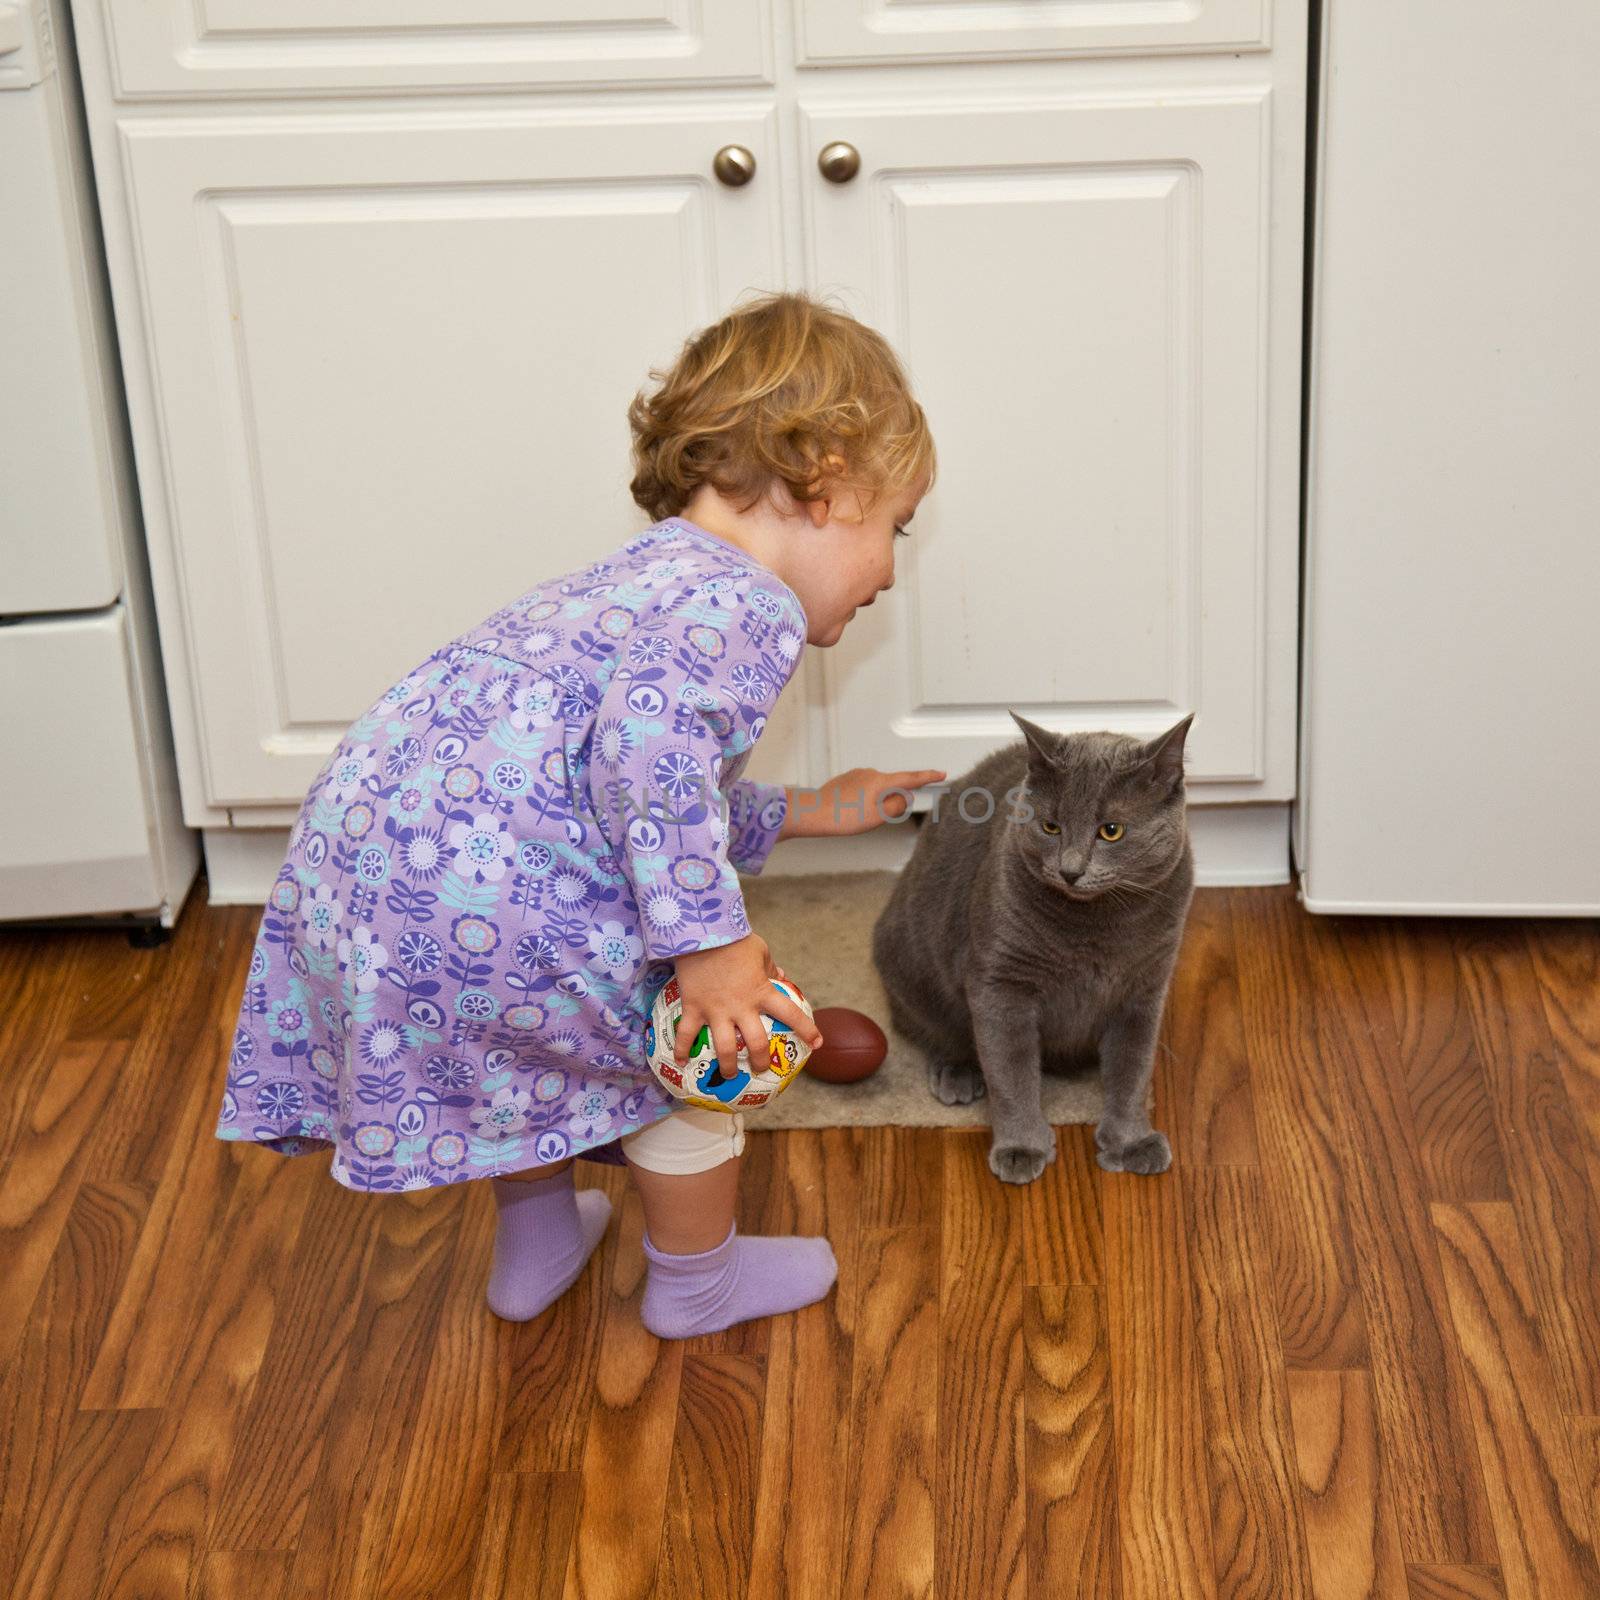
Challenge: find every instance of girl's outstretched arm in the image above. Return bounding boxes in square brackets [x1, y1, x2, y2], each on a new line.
[777, 768, 948, 839]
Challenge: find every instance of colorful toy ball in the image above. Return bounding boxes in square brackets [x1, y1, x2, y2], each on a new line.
[643, 974, 815, 1112]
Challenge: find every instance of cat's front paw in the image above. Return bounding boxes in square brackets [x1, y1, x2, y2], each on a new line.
[1095, 1129, 1172, 1176]
[928, 1059, 986, 1105]
[988, 1141, 1057, 1185]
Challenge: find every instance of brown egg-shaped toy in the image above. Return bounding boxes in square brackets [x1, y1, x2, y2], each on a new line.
[804, 1007, 888, 1084]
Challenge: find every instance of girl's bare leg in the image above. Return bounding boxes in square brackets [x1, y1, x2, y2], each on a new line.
[624, 1151, 741, 1254]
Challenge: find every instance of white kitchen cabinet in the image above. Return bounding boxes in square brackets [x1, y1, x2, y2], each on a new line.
[98, 0, 768, 98]
[116, 103, 783, 808]
[806, 91, 1290, 796]
[66, 0, 1308, 892]
[796, 0, 1269, 65]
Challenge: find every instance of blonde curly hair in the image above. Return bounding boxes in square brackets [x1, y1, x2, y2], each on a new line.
[627, 289, 936, 525]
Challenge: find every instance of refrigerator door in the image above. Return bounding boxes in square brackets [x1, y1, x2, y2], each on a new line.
[1297, 0, 1600, 914]
[1, 0, 124, 615]
[0, 609, 185, 919]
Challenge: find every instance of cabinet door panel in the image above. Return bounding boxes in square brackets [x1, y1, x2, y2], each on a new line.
[121, 108, 781, 806]
[105, 0, 766, 98]
[803, 92, 1287, 791]
[795, 0, 1267, 66]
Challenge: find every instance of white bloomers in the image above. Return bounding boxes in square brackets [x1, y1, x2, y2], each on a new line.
[619, 1105, 747, 1175]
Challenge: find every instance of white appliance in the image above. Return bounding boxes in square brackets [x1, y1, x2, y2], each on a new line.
[0, 0, 198, 932]
[1297, 0, 1600, 915]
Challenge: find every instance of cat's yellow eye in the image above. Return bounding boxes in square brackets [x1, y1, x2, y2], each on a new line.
[1040, 819, 1061, 835]
[1098, 822, 1125, 843]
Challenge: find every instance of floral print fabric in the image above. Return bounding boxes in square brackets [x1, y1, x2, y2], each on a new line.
[214, 517, 805, 1192]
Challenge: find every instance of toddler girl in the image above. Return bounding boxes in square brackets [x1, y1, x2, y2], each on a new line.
[215, 289, 942, 1339]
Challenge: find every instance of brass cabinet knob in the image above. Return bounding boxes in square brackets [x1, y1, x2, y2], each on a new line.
[817, 141, 861, 183]
[712, 145, 757, 187]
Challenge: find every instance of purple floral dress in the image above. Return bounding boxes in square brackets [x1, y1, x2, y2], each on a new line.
[214, 516, 805, 1192]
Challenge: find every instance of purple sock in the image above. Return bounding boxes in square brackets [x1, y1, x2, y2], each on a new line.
[639, 1222, 838, 1340]
[485, 1166, 612, 1321]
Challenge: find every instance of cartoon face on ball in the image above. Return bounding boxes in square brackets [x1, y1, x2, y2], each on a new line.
[643, 975, 814, 1112]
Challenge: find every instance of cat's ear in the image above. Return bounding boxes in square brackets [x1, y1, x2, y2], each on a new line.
[1010, 711, 1063, 773]
[1133, 713, 1194, 796]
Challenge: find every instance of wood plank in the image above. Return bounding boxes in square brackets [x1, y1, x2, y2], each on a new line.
[0, 1036, 130, 1366]
[206, 1174, 384, 1552]
[284, 1184, 466, 1598]
[0, 1180, 150, 1599]
[1567, 1416, 1600, 1548]
[745, 1127, 862, 1600]
[0, 931, 96, 1161]
[1523, 920, 1600, 1196]
[1184, 1165, 1315, 1599]
[561, 1184, 685, 1600]
[1405, 1567, 1506, 1600]
[497, 1162, 628, 1472]
[654, 1355, 766, 1600]
[1454, 928, 1600, 1415]
[95, 1152, 319, 1600]
[1301, 916, 1497, 1565]
[1229, 889, 1369, 1367]
[1285, 1370, 1408, 1600]
[842, 1224, 938, 1600]
[194, 1550, 293, 1600]
[1352, 917, 1510, 1203]
[8, 1406, 163, 1600]
[1430, 1202, 1600, 1598]
[857, 1123, 943, 1231]
[56, 923, 170, 1048]
[81, 1035, 247, 1410]
[1156, 887, 1260, 1168]
[82, 906, 259, 1188]
[932, 1130, 1027, 1600]
[369, 1182, 516, 1600]
[1023, 1285, 1119, 1600]
[1102, 1165, 1215, 1599]
[469, 1471, 581, 1600]
[1022, 1125, 1104, 1289]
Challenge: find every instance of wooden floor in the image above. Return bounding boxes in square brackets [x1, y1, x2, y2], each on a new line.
[2, 885, 1599, 1599]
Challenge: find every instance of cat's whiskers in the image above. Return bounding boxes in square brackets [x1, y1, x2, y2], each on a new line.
[1107, 878, 1160, 906]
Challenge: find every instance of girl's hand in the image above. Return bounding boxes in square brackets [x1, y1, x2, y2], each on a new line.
[672, 933, 823, 1081]
[780, 768, 948, 839]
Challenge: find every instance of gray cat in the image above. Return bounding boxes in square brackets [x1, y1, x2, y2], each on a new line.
[871, 712, 1195, 1185]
